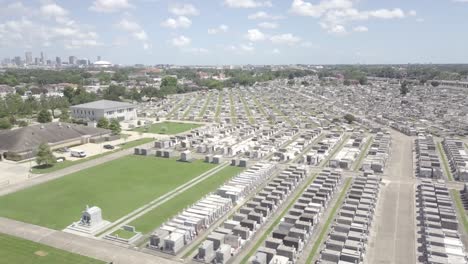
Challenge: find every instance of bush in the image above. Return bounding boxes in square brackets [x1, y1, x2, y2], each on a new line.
[0, 117, 12, 129]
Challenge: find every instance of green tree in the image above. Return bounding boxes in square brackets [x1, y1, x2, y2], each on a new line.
[431, 80, 440, 87]
[37, 109, 52, 123]
[59, 109, 70, 122]
[0, 117, 12, 129]
[97, 117, 109, 129]
[344, 113, 356, 124]
[103, 85, 126, 101]
[63, 86, 75, 103]
[109, 119, 121, 135]
[358, 76, 368, 85]
[35, 143, 56, 167]
[400, 80, 409, 95]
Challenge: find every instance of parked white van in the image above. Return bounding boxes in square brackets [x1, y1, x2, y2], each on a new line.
[70, 149, 86, 158]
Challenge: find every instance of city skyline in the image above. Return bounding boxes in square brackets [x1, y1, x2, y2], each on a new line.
[0, 0, 468, 65]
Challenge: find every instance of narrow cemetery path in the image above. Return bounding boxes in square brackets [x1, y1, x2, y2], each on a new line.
[0, 217, 178, 264]
[214, 92, 223, 122]
[167, 94, 188, 119]
[238, 90, 255, 124]
[197, 91, 212, 120]
[366, 130, 416, 264]
[0, 139, 157, 197]
[228, 89, 237, 123]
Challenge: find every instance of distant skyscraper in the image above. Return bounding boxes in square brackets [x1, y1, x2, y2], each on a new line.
[25, 52, 32, 64]
[69, 56, 76, 65]
[34, 58, 39, 65]
[97, 56, 101, 61]
[14, 56, 22, 66]
[56, 56, 61, 65]
[40, 52, 45, 64]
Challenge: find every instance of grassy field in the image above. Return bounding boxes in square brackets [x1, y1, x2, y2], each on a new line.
[133, 121, 202, 135]
[31, 138, 154, 174]
[130, 166, 244, 234]
[112, 229, 137, 239]
[0, 233, 104, 264]
[0, 156, 216, 230]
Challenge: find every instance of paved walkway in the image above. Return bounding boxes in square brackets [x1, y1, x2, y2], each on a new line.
[0, 217, 179, 264]
[366, 130, 416, 264]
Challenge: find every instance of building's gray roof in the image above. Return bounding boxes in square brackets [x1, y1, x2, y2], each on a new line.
[0, 122, 110, 153]
[70, 100, 135, 110]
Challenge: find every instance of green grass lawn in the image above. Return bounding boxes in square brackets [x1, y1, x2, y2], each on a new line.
[130, 166, 244, 234]
[112, 229, 137, 239]
[437, 142, 454, 181]
[31, 138, 154, 174]
[0, 233, 104, 264]
[133, 122, 202, 135]
[0, 156, 216, 230]
[451, 190, 468, 234]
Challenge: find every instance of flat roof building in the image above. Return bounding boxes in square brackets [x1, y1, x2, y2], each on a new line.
[71, 100, 137, 121]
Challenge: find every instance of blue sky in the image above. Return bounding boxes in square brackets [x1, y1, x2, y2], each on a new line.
[0, 0, 467, 65]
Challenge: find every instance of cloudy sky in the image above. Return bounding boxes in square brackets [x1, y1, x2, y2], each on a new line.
[1, 0, 467, 65]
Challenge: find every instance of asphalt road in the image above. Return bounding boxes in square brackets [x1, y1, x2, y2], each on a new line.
[366, 130, 416, 264]
[0, 217, 179, 264]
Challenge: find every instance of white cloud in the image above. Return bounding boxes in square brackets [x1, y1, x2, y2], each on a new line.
[224, 0, 272, 8]
[240, 43, 255, 52]
[290, 0, 410, 35]
[40, 3, 68, 18]
[300, 41, 316, 48]
[408, 10, 417, 16]
[258, 22, 278, 29]
[0, 16, 101, 49]
[185, 47, 209, 53]
[353, 26, 368, 32]
[270, 33, 301, 45]
[208, 24, 229, 34]
[90, 0, 133, 13]
[245, 29, 266, 41]
[272, 48, 280, 54]
[171, 35, 191, 47]
[169, 3, 199, 16]
[248, 11, 284, 20]
[116, 18, 149, 49]
[161, 16, 192, 29]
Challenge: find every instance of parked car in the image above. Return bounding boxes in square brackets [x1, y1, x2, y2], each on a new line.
[103, 144, 115, 150]
[56, 157, 66, 163]
[70, 149, 86, 158]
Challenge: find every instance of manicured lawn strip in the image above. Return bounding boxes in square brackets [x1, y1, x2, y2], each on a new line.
[167, 96, 188, 119]
[450, 190, 468, 234]
[198, 92, 212, 119]
[215, 93, 223, 122]
[239, 92, 254, 124]
[0, 156, 215, 230]
[112, 229, 137, 239]
[239, 173, 320, 264]
[228, 89, 237, 123]
[451, 190, 468, 234]
[305, 178, 352, 264]
[0, 233, 104, 264]
[437, 142, 454, 181]
[183, 93, 202, 119]
[31, 138, 154, 174]
[130, 166, 244, 234]
[133, 121, 202, 135]
[353, 136, 374, 171]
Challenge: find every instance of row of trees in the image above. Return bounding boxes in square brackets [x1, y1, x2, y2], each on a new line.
[97, 117, 121, 135]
